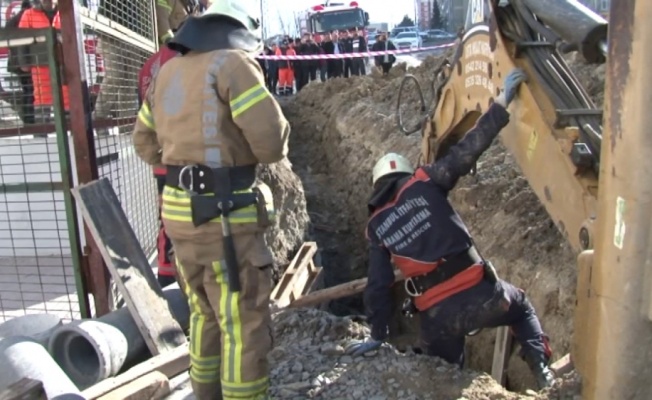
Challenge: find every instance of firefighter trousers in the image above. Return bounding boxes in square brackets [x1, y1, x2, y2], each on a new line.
[419, 279, 552, 367]
[171, 235, 274, 400]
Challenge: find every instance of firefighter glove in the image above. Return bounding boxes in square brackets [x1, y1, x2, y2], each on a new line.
[501, 68, 527, 107]
[344, 338, 382, 357]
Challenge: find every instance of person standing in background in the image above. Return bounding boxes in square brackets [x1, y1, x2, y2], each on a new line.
[6, 0, 35, 126]
[349, 27, 367, 76]
[372, 32, 396, 75]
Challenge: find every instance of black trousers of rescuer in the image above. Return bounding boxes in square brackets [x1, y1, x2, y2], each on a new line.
[419, 279, 551, 367]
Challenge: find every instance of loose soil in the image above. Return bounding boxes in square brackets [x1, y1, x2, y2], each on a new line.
[277, 50, 606, 397]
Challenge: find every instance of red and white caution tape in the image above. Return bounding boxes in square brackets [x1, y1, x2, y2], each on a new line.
[255, 42, 456, 60]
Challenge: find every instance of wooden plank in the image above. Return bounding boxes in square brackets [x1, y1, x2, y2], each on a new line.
[550, 353, 574, 376]
[71, 178, 186, 356]
[491, 326, 513, 386]
[0, 378, 46, 400]
[83, 343, 189, 400]
[271, 242, 319, 307]
[275, 269, 405, 311]
[97, 371, 170, 400]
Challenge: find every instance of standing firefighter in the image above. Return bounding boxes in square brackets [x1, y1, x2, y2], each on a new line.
[345, 69, 555, 390]
[137, 31, 182, 288]
[132, 1, 290, 399]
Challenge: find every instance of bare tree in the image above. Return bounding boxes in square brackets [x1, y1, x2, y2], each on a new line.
[277, 10, 288, 36]
[292, 11, 302, 37]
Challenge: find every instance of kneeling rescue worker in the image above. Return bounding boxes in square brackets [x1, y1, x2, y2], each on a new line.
[132, 1, 291, 399]
[346, 68, 555, 389]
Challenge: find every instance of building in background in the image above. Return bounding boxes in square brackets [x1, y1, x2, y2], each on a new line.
[417, 0, 429, 30]
[368, 22, 389, 32]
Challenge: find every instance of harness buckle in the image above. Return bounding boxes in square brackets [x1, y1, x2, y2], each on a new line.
[404, 277, 423, 297]
[177, 165, 198, 194]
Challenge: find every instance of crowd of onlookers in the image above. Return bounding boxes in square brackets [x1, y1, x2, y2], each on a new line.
[258, 29, 398, 96]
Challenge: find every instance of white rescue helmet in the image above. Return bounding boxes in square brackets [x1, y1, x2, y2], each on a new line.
[202, 0, 261, 36]
[372, 153, 414, 186]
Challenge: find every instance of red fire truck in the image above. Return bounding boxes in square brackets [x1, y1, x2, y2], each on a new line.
[299, 1, 370, 36]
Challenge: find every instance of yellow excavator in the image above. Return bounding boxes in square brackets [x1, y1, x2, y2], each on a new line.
[397, 0, 651, 398]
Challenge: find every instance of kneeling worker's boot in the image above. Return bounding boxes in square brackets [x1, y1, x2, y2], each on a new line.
[523, 351, 555, 389]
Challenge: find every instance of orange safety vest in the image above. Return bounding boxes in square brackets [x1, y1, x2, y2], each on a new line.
[276, 47, 295, 69]
[18, 8, 70, 109]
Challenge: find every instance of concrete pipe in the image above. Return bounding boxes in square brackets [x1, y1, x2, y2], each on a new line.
[48, 283, 189, 390]
[0, 313, 62, 347]
[0, 336, 84, 400]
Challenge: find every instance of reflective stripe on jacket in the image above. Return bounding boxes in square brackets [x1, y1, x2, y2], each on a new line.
[161, 185, 275, 225]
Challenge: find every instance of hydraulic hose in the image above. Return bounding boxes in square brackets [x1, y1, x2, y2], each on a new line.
[396, 58, 452, 137]
[502, 1, 603, 163]
[396, 74, 427, 135]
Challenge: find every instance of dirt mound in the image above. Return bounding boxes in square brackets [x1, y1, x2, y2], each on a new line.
[258, 159, 310, 278]
[283, 50, 605, 396]
[269, 308, 579, 400]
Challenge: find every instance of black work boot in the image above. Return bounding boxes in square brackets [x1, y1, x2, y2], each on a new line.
[522, 351, 555, 389]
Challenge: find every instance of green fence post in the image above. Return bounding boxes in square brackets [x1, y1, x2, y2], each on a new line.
[46, 27, 90, 318]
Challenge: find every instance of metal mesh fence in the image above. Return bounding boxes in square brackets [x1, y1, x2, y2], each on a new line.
[80, 0, 159, 259]
[0, 27, 84, 322]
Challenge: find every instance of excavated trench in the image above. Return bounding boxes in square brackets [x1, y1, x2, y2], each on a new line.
[274, 53, 605, 395]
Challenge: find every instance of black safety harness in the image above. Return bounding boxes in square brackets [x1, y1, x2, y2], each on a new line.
[166, 164, 260, 292]
[403, 246, 485, 297]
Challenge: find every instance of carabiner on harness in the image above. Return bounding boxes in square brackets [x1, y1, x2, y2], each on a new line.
[177, 165, 198, 194]
[404, 277, 424, 297]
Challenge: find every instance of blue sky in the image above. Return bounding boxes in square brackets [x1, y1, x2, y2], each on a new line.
[266, 0, 415, 35]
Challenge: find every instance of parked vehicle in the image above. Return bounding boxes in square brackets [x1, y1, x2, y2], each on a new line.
[393, 31, 422, 50]
[390, 25, 418, 38]
[299, 2, 370, 36]
[426, 29, 457, 41]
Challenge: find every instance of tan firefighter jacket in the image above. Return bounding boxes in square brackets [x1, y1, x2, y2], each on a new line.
[133, 49, 291, 244]
[155, 0, 190, 43]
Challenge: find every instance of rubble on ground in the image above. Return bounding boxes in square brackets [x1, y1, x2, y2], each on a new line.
[278, 50, 605, 397]
[268, 308, 581, 400]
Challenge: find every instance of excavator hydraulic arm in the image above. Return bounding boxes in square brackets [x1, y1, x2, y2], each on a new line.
[418, 0, 606, 253]
[404, 0, 652, 398]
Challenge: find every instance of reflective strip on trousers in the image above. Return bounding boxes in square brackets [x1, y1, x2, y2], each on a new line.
[177, 260, 222, 384]
[213, 260, 269, 399]
[161, 186, 275, 224]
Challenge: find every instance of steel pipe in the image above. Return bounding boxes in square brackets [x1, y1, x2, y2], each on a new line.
[48, 283, 189, 390]
[521, 0, 608, 63]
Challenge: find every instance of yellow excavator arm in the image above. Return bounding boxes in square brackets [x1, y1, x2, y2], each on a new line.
[416, 0, 605, 253]
[401, 1, 652, 398]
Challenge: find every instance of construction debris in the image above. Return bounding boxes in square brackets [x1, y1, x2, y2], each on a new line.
[279, 51, 604, 395]
[83, 344, 189, 400]
[71, 178, 186, 355]
[0, 378, 46, 400]
[48, 283, 189, 389]
[266, 308, 579, 400]
[0, 48, 605, 399]
[0, 336, 84, 399]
